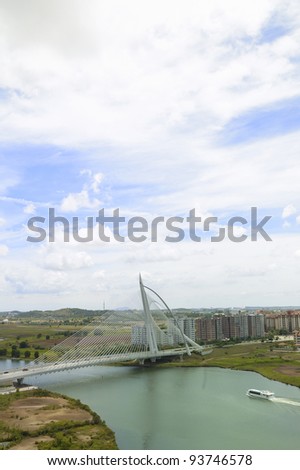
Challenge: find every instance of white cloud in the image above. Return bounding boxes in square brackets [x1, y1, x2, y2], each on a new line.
[124, 243, 183, 264]
[39, 241, 94, 271]
[4, 267, 71, 294]
[92, 270, 109, 292]
[60, 190, 101, 212]
[23, 203, 36, 214]
[0, 244, 9, 256]
[282, 204, 297, 218]
[81, 170, 103, 194]
[90, 173, 103, 194]
[0, 0, 298, 148]
[60, 170, 104, 212]
[43, 250, 93, 270]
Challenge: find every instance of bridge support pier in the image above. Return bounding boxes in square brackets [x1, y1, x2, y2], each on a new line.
[12, 377, 24, 388]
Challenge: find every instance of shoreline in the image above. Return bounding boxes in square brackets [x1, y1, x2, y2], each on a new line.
[0, 388, 118, 450]
[2, 340, 300, 389]
[154, 344, 300, 388]
[1, 345, 300, 450]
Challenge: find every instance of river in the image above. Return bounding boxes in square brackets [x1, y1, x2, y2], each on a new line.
[1, 359, 300, 449]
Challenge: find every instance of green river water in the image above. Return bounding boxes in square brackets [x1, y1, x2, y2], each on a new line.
[2, 360, 300, 449]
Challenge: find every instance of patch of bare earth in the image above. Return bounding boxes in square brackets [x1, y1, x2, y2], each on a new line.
[276, 366, 300, 377]
[10, 436, 54, 450]
[74, 425, 103, 443]
[0, 396, 92, 432]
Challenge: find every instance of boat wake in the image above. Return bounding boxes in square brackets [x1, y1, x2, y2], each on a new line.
[271, 396, 300, 407]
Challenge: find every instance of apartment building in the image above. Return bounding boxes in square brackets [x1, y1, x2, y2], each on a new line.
[195, 313, 264, 342]
[265, 311, 300, 333]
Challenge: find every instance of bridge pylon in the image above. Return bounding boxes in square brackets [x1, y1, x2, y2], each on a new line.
[139, 274, 159, 358]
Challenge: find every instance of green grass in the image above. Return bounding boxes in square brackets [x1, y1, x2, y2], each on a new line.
[158, 342, 300, 387]
[0, 322, 80, 360]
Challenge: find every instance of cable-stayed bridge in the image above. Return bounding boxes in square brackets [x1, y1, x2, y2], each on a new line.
[0, 275, 205, 385]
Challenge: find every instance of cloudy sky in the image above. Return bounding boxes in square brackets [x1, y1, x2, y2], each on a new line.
[0, 0, 300, 310]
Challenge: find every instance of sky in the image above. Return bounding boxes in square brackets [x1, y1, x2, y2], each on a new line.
[0, 0, 300, 310]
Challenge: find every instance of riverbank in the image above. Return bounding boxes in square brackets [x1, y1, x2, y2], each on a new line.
[1, 346, 299, 451]
[0, 388, 118, 450]
[157, 341, 300, 388]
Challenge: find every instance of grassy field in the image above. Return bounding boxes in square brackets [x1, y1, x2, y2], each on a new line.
[0, 322, 80, 360]
[160, 341, 300, 387]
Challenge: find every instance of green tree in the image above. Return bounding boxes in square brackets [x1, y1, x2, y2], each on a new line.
[11, 348, 20, 358]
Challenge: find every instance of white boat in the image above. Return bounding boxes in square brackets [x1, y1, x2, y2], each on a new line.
[246, 389, 274, 399]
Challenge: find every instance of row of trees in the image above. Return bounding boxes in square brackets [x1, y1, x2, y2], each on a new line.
[0, 346, 39, 359]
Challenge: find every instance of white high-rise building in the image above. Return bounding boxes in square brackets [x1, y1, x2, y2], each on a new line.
[176, 318, 196, 342]
[131, 324, 175, 347]
[131, 325, 147, 346]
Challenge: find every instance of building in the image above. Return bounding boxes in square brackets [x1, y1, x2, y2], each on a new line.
[294, 330, 300, 349]
[172, 317, 196, 342]
[247, 314, 265, 338]
[264, 311, 300, 333]
[195, 317, 217, 342]
[181, 318, 196, 342]
[131, 323, 176, 347]
[195, 313, 265, 342]
[235, 314, 249, 339]
[131, 325, 147, 346]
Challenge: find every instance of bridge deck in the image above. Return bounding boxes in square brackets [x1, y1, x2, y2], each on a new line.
[0, 348, 194, 384]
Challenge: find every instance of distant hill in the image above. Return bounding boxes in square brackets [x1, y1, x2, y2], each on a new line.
[0, 308, 107, 319]
[0, 305, 298, 320]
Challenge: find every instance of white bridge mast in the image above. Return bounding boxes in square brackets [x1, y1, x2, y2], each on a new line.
[139, 273, 159, 355]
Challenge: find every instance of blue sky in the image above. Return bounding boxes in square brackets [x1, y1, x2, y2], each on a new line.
[219, 96, 300, 144]
[0, 0, 300, 310]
